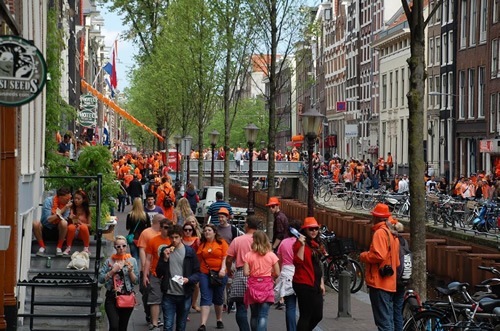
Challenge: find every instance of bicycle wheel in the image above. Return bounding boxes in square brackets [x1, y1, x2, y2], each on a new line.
[345, 197, 354, 210]
[324, 187, 333, 203]
[362, 196, 375, 211]
[403, 310, 451, 331]
[347, 258, 364, 293]
[326, 260, 340, 291]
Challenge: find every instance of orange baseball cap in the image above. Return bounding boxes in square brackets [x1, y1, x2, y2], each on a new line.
[217, 207, 230, 216]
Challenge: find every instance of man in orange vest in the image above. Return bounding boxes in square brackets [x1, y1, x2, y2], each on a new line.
[386, 152, 394, 177]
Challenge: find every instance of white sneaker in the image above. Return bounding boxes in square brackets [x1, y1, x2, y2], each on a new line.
[56, 248, 63, 256]
[36, 247, 46, 257]
[63, 247, 71, 255]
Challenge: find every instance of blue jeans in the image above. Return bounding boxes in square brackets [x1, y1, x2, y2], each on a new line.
[250, 302, 271, 331]
[393, 287, 405, 331]
[162, 294, 192, 331]
[235, 302, 250, 331]
[369, 287, 395, 331]
[284, 294, 297, 331]
[198, 273, 228, 306]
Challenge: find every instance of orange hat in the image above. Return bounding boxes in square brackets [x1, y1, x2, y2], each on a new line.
[301, 216, 320, 229]
[388, 216, 398, 225]
[371, 203, 391, 218]
[217, 207, 230, 216]
[266, 196, 280, 207]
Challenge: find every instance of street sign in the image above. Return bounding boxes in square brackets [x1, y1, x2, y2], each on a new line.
[0, 35, 47, 106]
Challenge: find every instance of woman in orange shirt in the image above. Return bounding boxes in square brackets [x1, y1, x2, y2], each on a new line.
[64, 190, 91, 256]
[196, 224, 228, 331]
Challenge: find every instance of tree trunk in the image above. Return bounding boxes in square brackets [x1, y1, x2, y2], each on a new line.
[404, 0, 427, 300]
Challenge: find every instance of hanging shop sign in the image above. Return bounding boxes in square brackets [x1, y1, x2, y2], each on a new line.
[78, 93, 98, 127]
[0, 35, 47, 106]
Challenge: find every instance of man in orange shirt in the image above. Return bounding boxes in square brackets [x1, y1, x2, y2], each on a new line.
[386, 152, 394, 177]
[156, 177, 176, 221]
[137, 214, 163, 325]
[143, 218, 172, 330]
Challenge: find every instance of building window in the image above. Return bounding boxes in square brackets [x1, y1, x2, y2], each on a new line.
[470, 0, 477, 46]
[395, 69, 399, 107]
[459, 70, 465, 119]
[382, 74, 387, 109]
[428, 38, 434, 65]
[429, 76, 434, 108]
[491, 93, 498, 133]
[494, 0, 500, 24]
[460, 0, 467, 48]
[389, 72, 393, 108]
[442, 74, 447, 109]
[478, 67, 485, 117]
[442, 33, 448, 64]
[401, 68, 405, 106]
[493, 39, 499, 78]
[435, 36, 441, 65]
[468, 68, 475, 119]
[480, 0, 487, 42]
[448, 72, 453, 108]
[443, 0, 448, 23]
[448, 31, 453, 65]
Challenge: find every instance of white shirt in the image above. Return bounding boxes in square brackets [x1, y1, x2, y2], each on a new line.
[398, 178, 409, 193]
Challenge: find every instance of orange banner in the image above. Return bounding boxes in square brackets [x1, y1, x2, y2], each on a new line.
[81, 80, 164, 142]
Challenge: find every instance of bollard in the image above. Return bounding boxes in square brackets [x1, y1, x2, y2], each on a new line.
[337, 270, 352, 318]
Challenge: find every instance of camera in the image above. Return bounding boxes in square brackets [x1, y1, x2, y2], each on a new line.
[379, 265, 394, 277]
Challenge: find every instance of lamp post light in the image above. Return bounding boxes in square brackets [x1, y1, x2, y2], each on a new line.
[173, 135, 182, 181]
[301, 108, 324, 217]
[209, 130, 220, 186]
[244, 123, 260, 215]
[183, 135, 193, 186]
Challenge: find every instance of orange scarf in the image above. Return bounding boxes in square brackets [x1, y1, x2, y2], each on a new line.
[111, 253, 132, 261]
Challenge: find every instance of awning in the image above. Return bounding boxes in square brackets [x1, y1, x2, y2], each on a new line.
[81, 80, 164, 142]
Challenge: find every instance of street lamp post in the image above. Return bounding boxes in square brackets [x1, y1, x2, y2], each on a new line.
[301, 109, 324, 217]
[183, 135, 193, 186]
[209, 130, 220, 186]
[244, 123, 260, 215]
[173, 135, 182, 181]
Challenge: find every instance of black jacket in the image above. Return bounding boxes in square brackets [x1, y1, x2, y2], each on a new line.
[156, 245, 200, 296]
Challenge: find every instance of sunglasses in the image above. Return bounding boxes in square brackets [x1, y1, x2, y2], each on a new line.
[184, 228, 193, 232]
[308, 227, 320, 231]
[115, 244, 127, 249]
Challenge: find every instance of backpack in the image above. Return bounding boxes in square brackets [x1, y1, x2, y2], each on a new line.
[397, 235, 412, 287]
[162, 190, 173, 208]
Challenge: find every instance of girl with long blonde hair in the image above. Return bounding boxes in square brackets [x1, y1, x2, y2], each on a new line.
[173, 197, 194, 226]
[244, 230, 280, 331]
[126, 198, 150, 263]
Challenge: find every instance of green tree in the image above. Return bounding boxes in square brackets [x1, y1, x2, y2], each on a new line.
[248, 0, 309, 233]
[402, 0, 442, 300]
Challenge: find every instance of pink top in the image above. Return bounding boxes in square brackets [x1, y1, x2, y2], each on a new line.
[277, 237, 297, 266]
[227, 233, 253, 268]
[244, 251, 279, 277]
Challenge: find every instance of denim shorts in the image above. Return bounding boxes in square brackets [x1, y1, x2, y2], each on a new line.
[199, 273, 228, 306]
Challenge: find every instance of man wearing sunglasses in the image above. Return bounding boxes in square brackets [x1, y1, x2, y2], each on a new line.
[143, 218, 173, 330]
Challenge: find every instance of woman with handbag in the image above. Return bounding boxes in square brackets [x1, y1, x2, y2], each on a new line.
[99, 235, 139, 331]
[126, 197, 151, 263]
[292, 217, 326, 331]
[196, 224, 229, 331]
[243, 230, 280, 331]
[63, 189, 91, 256]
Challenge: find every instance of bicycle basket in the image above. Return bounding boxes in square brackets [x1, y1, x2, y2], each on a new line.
[327, 237, 356, 256]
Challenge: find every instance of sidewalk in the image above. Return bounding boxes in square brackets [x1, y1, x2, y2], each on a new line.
[113, 205, 376, 331]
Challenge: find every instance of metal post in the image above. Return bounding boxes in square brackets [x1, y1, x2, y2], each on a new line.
[175, 143, 180, 181]
[186, 155, 191, 186]
[307, 133, 316, 216]
[211, 143, 216, 186]
[247, 142, 255, 215]
[337, 270, 352, 318]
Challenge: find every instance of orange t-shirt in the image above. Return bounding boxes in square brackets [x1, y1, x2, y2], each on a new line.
[145, 234, 171, 276]
[197, 240, 228, 274]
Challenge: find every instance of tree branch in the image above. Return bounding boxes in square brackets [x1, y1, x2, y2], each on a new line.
[424, 0, 443, 28]
[401, 0, 412, 22]
[125, 4, 151, 59]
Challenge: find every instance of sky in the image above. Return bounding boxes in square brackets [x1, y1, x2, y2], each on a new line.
[100, 5, 135, 91]
[100, 0, 320, 91]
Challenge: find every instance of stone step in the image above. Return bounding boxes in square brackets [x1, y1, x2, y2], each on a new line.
[24, 282, 98, 299]
[31, 239, 113, 256]
[17, 311, 103, 330]
[29, 253, 102, 271]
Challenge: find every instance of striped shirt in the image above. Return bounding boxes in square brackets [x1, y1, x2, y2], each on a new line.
[206, 201, 233, 226]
